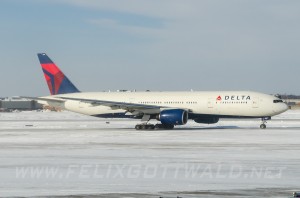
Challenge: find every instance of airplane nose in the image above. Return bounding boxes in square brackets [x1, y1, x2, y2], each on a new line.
[280, 103, 289, 113]
[284, 103, 289, 111]
[273, 103, 289, 114]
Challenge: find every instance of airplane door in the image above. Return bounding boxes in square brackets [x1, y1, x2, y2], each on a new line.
[207, 98, 214, 108]
[252, 97, 259, 108]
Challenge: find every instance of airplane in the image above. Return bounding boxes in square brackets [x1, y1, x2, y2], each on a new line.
[28, 53, 289, 130]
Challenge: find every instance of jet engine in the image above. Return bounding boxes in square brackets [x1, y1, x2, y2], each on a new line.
[158, 109, 188, 125]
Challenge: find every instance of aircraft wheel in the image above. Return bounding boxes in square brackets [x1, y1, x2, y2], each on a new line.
[135, 124, 155, 130]
[260, 124, 266, 129]
[135, 125, 142, 130]
[154, 124, 161, 129]
[148, 125, 155, 130]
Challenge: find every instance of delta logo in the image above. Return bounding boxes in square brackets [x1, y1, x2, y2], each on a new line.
[216, 95, 251, 101]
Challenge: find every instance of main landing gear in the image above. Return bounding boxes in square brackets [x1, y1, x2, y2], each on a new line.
[135, 123, 174, 130]
[135, 124, 155, 130]
[260, 117, 271, 129]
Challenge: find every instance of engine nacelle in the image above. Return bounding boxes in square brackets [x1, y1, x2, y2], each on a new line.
[158, 109, 188, 125]
[194, 116, 219, 124]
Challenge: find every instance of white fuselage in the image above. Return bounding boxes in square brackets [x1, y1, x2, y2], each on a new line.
[41, 91, 288, 119]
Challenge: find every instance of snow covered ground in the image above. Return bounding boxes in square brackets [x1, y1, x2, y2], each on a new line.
[0, 110, 299, 197]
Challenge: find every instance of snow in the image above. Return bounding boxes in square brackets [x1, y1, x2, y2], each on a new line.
[0, 110, 299, 197]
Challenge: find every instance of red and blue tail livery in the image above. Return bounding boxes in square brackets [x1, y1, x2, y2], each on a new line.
[38, 53, 80, 95]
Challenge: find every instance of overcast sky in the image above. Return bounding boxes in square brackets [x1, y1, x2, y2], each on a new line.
[0, 0, 300, 96]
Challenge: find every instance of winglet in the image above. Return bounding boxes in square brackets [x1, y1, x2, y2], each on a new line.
[37, 53, 80, 95]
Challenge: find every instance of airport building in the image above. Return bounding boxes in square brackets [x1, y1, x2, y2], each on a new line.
[288, 100, 300, 109]
[0, 97, 43, 111]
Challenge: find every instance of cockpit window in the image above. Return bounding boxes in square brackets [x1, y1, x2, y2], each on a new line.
[273, 100, 284, 103]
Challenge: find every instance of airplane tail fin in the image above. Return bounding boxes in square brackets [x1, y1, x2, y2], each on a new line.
[37, 53, 80, 95]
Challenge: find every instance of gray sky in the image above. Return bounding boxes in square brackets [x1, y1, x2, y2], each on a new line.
[0, 0, 300, 96]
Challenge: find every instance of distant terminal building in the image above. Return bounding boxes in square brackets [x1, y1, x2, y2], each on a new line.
[0, 97, 43, 111]
[287, 100, 300, 109]
[277, 95, 300, 109]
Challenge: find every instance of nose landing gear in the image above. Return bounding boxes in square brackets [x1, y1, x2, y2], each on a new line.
[260, 117, 271, 129]
[260, 123, 266, 129]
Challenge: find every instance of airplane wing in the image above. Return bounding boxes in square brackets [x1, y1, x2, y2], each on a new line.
[22, 96, 190, 116]
[22, 96, 162, 112]
[21, 96, 65, 103]
[58, 97, 163, 113]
